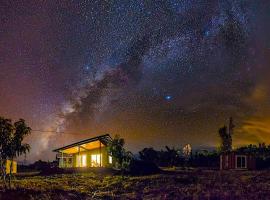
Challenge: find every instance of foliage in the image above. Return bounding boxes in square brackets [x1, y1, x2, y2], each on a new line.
[236, 143, 270, 169]
[139, 146, 221, 168]
[191, 150, 220, 168]
[218, 117, 234, 152]
[127, 159, 160, 175]
[0, 118, 13, 186]
[139, 147, 159, 164]
[107, 135, 133, 170]
[183, 144, 192, 160]
[164, 146, 181, 167]
[236, 143, 270, 157]
[218, 126, 232, 152]
[0, 117, 31, 188]
[121, 151, 134, 171]
[139, 146, 185, 167]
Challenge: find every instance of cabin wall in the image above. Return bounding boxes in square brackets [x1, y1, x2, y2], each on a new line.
[220, 153, 256, 170]
[247, 155, 256, 170]
[70, 146, 110, 167]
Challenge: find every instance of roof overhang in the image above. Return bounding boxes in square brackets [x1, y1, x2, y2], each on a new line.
[53, 134, 112, 154]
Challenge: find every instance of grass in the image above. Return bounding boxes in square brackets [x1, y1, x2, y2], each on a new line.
[0, 169, 270, 199]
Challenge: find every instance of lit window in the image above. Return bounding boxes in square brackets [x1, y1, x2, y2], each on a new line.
[91, 154, 102, 167]
[109, 156, 113, 164]
[81, 155, 87, 167]
[77, 154, 87, 167]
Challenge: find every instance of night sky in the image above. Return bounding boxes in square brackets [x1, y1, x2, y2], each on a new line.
[1, 0, 270, 161]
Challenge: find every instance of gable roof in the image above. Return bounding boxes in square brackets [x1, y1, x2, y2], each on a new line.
[53, 134, 112, 153]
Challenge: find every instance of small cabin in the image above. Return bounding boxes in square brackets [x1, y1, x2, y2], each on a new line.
[220, 152, 256, 170]
[53, 134, 113, 168]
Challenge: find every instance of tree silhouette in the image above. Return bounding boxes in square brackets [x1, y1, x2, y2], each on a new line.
[0, 117, 13, 187]
[7, 119, 31, 187]
[139, 147, 159, 164]
[0, 117, 31, 188]
[218, 117, 234, 152]
[107, 135, 133, 170]
[165, 146, 180, 167]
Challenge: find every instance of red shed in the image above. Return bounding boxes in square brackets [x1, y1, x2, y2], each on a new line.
[220, 152, 256, 170]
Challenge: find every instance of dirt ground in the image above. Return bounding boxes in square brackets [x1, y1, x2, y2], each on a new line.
[0, 169, 270, 200]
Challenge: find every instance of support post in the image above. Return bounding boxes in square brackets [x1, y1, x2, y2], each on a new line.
[78, 146, 80, 167]
[61, 151, 64, 168]
[99, 140, 102, 167]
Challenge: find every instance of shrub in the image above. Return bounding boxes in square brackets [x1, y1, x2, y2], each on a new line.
[126, 160, 161, 176]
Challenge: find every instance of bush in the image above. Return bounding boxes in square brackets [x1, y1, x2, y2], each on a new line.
[256, 157, 270, 170]
[126, 159, 161, 176]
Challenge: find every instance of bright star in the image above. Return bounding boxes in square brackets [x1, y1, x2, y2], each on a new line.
[85, 65, 90, 70]
[205, 30, 210, 36]
[165, 95, 172, 100]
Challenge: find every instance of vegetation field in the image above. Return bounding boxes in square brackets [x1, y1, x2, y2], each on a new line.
[0, 169, 270, 200]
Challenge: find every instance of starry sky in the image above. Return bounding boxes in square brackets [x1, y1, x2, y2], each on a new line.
[1, 0, 270, 161]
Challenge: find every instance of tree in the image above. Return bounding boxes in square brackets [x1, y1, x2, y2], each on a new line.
[107, 135, 132, 169]
[0, 117, 13, 187]
[121, 150, 134, 171]
[139, 147, 159, 164]
[183, 144, 192, 160]
[165, 146, 180, 167]
[192, 150, 219, 168]
[0, 117, 31, 188]
[219, 126, 230, 152]
[218, 117, 234, 152]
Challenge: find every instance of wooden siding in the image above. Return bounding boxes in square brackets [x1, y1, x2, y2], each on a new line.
[220, 152, 256, 170]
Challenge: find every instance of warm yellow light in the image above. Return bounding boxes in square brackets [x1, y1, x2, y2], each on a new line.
[109, 156, 113, 164]
[76, 154, 87, 167]
[91, 154, 102, 167]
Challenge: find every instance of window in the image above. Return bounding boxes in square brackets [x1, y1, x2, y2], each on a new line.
[109, 156, 113, 164]
[236, 156, 247, 169]
[68, 158, 72, 164]
[91, 154, 102, 167]
[77, 154, 87, 167]
[81, 155, 87, 167]
[66, 158, 73, 168]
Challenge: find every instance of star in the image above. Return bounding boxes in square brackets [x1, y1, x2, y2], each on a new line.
[85, 65, 90, 71]
[165, 95, 172, 101]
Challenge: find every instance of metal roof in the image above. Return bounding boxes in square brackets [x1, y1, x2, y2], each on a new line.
[53, 134, 112, 152]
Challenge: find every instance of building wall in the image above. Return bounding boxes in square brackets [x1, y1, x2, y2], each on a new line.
[246, 155, 256, 170]
[60, 146, 111, 168]
[220, 153, 256, 170]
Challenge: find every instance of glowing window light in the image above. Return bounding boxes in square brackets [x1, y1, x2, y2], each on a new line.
[81, 155, 87, 167]
[109, 156, 113, 164]
[77, 154, 87, 167]
[91, 154, 102, 167]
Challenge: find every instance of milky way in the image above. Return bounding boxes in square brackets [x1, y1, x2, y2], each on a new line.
[0, 0, 270, 161]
